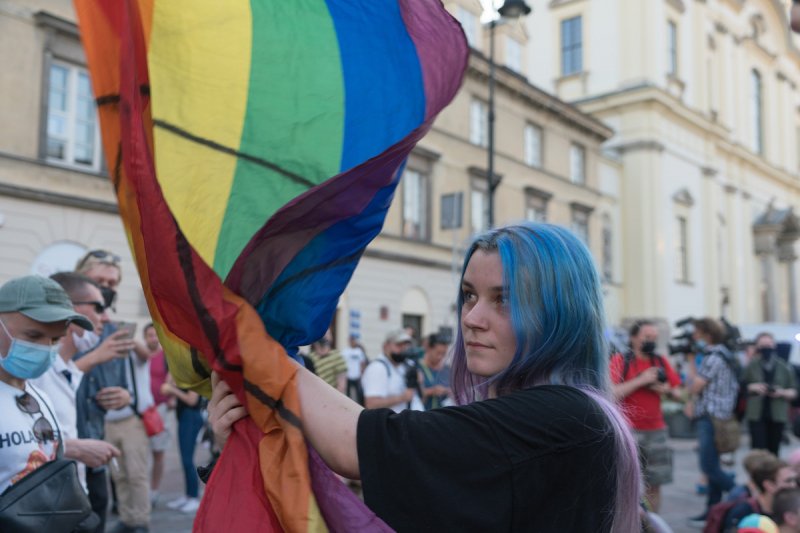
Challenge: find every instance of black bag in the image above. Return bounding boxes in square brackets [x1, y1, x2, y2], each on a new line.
[0, 389, 92, 533]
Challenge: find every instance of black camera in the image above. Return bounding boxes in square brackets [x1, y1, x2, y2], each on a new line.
[668, 317, 695, 355]
[656, 367, 667, 384]
[398, 351, 420, 390]
[767, 384, 776, 395]
[666, 316, 743, 355]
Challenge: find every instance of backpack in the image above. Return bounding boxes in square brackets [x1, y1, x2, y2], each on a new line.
[702, 496, 759, 533]
[714, 350, 746, 421]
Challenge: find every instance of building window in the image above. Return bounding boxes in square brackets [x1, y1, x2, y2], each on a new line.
[667, 21, 678, 76]
[569, 143, 586, 185]
[456, 7, 478, 48]
[751, 69, 763, 155]
[506, 36, 522, 72]
[523, 123, 543, 168]
[471, 179, 489, 234]
[560, 16, 583, 76]
[571, 206, 590, 245]
[470, 98, 488, 147]
[46, 61, 101, 170]
[440, 192, 464, 230]
[602, 214, 613, 282]
[525, 188, 549, 222]
[675, 215, 689, 282]
[402, 168, 429, 241]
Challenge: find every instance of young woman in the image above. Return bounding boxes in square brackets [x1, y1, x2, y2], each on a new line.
[209, 223, 642, 532]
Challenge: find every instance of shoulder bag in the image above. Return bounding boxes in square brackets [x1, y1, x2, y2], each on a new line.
[129, 355, 164, 437]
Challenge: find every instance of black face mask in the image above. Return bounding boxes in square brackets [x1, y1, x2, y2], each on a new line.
[100, 286, 117, 310]
[640, 341, 656, 355]
[758, 347, 774, 361]
[390, 352, 407, 364]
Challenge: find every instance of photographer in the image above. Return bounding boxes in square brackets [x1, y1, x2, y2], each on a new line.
[610, 320, 681, 512]
[361, 329, 423, 412]
[685, 317, 740, 526]
[743, 332, 797, 456]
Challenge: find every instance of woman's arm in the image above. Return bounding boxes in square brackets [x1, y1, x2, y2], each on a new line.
[295, 363, 363, 478]
[208, 363, 364, 479]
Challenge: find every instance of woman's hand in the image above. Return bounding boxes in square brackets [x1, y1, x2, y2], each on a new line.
[208, 372, 248, 448]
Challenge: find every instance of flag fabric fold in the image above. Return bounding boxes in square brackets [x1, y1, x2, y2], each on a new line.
[74, 0, 467, 530]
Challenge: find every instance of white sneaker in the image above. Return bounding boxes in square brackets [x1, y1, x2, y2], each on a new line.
[180, 497, 200, 514]
[150, 490, 159, 507]
[166, 496, 188, 510]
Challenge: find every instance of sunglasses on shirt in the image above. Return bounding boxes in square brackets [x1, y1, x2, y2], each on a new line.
[15, 392, 55, 443]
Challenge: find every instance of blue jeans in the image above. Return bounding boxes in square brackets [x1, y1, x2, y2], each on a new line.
[696, 416, 735, 510]
[178, 408, 204, 498]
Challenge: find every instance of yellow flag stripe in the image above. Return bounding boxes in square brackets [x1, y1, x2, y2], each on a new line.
[148, 0, 251, 265]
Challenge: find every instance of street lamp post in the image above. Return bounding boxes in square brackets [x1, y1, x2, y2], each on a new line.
[486, 0, 531, 229]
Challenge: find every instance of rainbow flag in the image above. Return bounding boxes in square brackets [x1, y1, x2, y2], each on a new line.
[73, 0, 467, 531]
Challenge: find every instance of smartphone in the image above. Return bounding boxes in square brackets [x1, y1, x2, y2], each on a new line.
[116, 321, 137, 340]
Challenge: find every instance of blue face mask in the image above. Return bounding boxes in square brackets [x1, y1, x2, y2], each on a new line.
[0, 320, 58, 379]
[694, 339, 708, 352]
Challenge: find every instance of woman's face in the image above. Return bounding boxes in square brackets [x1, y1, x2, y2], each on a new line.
[460, 250, 517, 378]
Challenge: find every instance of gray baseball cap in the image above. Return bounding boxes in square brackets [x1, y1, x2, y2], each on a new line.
[0, 275, 93, 330]
[384, 328, 413, 344]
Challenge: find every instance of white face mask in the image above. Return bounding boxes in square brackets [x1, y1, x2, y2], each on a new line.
[72, 330, 100, 353]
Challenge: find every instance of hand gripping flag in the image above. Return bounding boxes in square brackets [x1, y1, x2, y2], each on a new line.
[73, 1, 468, 531]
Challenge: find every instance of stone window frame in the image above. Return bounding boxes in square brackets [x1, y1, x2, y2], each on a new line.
[35, 11, 104, 175]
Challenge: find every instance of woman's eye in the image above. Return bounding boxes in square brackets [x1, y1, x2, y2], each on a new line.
[462, 290, 476, 303]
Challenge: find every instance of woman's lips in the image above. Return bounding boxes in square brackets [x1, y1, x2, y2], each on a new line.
[466, 341, 490, 348]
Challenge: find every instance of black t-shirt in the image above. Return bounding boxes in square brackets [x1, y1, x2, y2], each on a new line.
[357, 384, 617, 532]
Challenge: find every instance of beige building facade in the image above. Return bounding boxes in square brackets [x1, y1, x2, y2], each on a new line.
[525, 0, 800, 333]
[0, 0, 147, 324]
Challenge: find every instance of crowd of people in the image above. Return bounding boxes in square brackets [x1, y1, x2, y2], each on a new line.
[0, 250, 209, 533]
[607, 313, 800, 532]
[8, 227, 800, 533]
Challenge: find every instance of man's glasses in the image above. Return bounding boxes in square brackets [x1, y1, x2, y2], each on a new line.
[76, 250, 121, 270]
[15, 393, 55, 442]
[73, 300, 106, 314]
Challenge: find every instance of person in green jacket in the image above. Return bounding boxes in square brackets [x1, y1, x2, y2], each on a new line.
[743, 332, 798, 456]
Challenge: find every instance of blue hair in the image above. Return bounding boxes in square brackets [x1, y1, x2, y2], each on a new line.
[451, 222, 641, 532]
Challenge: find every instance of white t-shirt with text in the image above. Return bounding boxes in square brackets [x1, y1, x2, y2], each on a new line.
[0, 381, 60, 493]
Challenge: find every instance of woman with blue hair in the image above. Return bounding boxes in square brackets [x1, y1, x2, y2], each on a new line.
[209, 222, 642, 532]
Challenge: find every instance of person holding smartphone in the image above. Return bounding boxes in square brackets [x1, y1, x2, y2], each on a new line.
[75, 249, 154, 533]
[743, 332, 797, 457]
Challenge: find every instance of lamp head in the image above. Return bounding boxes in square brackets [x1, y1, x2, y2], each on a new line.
[498, 0, 532, 19]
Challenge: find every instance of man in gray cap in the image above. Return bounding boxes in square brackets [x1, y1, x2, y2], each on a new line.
[0, 275, 109, 495]
[361, 328, 423, 413]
